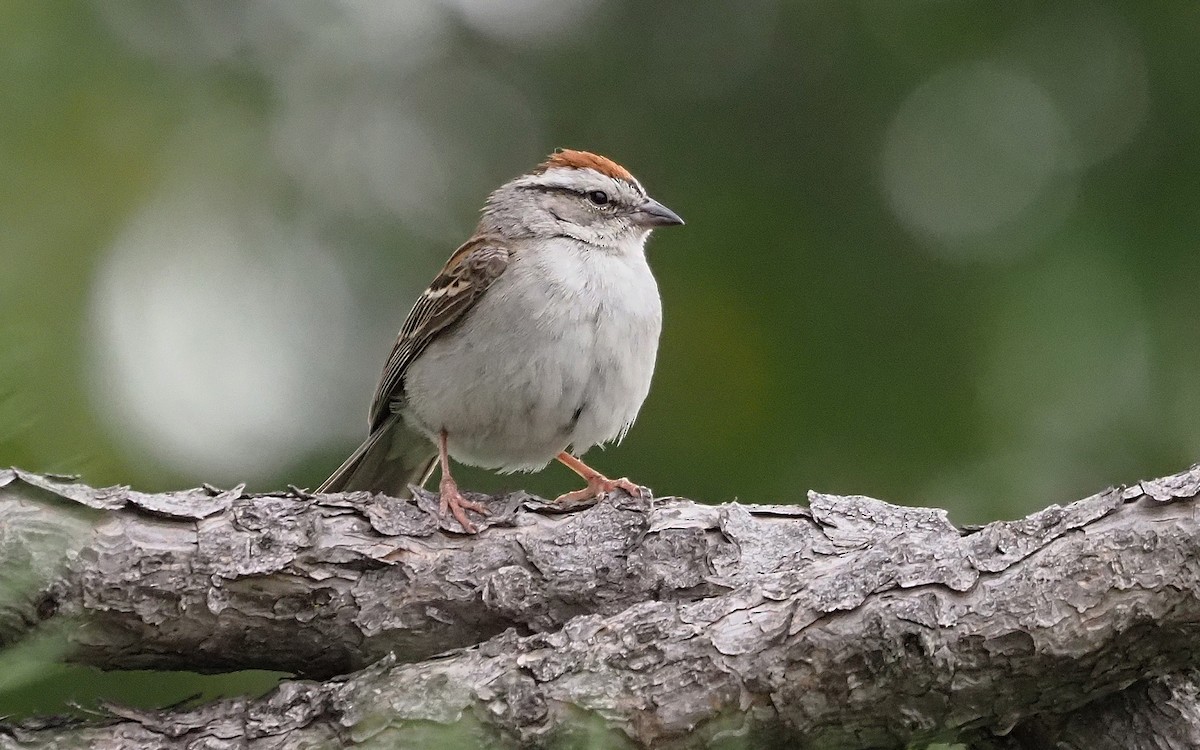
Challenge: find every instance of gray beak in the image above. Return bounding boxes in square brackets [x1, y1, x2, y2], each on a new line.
[632, 197, 685, 228]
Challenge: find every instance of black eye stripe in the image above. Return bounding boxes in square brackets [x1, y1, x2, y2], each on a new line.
[517, 182, 643, 205]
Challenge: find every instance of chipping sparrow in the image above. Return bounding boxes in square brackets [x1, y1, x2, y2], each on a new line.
[318, 149, 683, 532]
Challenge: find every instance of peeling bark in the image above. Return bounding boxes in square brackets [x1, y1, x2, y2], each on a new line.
[2, 466, 1200, 748]
[993, 671, 1200, 750]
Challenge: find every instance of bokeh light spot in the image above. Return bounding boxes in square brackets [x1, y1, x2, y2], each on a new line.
[88, 186, 361, 483]
[881, 62, 1074, 259]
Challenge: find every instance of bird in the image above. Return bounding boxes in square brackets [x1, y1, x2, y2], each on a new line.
[317, 149, 684, 532]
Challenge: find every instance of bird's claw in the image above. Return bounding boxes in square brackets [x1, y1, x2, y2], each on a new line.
[438, 477, 489, 533]
[554, 475, 646, 505]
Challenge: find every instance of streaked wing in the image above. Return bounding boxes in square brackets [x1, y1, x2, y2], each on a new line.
[368, 236, 512, 430]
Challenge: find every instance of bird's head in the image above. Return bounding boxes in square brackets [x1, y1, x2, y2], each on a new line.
[481, 149, 684, 251]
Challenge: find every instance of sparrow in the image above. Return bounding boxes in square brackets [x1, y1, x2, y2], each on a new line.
[318, 149, 683, 532]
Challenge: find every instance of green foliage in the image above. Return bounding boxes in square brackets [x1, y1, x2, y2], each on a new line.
[0, 663, 283, 722]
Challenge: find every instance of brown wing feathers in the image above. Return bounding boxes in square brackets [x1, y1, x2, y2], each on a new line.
[367, 237, 511, 430]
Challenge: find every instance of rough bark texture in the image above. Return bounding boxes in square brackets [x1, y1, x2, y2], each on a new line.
[973, 671, 1200, 750]
[2, 465, 1200, 748]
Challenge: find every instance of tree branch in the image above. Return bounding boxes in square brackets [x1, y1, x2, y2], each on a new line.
[2, 466, 1200, 747]
[995, 671, 1200, 750]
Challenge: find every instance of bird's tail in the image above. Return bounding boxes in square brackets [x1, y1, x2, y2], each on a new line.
[316, 414, 437, 498]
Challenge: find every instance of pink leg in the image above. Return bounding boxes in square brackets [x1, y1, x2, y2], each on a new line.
[437, 430, 489, 532]
[554, 452, 645, 503]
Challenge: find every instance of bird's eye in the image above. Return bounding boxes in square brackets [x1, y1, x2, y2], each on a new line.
[586, 190, 610, 206]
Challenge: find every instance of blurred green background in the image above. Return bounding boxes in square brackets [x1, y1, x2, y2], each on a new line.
[2, 0, 1198, 737]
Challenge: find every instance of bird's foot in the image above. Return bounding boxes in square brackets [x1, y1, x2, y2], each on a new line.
[554, 474, 646, 505]
[438, 475, 489, 533]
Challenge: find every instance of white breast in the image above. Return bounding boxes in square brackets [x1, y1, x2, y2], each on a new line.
[402, 237, 662, 472]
